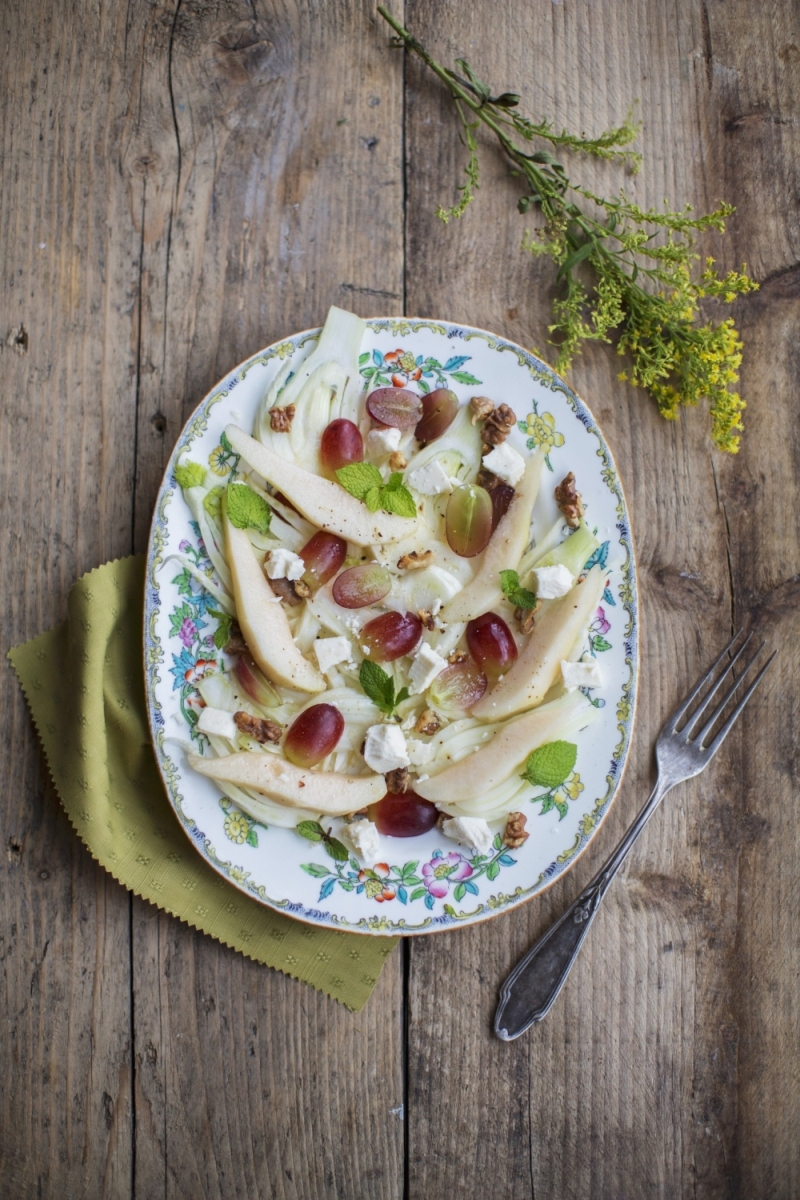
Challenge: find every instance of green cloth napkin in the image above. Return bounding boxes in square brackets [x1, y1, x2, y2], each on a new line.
[8, 555, 397, 1010]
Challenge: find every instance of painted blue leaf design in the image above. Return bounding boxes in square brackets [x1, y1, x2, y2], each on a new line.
[584, 540, 609, 571]
[424, 892, 435, 910]
[464, 880, 479, 896]
[415, 354, 423, 366]
[443, 355, 470, 371]
[498, 854, 516, 866]
[603, 586, 616, 606]
[397, 886, 408, 905]
[372, 349, 384, 366]
[318, 877, 336, 901]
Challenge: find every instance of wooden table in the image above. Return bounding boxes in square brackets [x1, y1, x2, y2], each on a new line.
[3, 1, 798, 1196]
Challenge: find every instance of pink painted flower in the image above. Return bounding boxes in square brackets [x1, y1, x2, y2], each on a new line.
[421, 851, 473, 899]
[179, 539, 191, 553]
[179, 617, 197, 647]
[593, 606, 611, 635]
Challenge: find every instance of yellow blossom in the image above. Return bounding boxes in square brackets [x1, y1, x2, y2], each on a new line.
[525, 411, 565, 450]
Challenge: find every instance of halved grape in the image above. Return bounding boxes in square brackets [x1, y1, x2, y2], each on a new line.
[445, 484, 493, 557]
[466, 611, 519, 680]
[360, 611, 423, 662]
[368, 792, 439, 837]
[299, 531, 347, 588]
[415, 388, 458, 444]
[320, 418, 363, 475]
[428, 660, 487, 715]
[366, 387, 423, 429]
[489, 482, 515, 531]
[332, 563, 392, 608]
[284, 703, 345, 768]
[233, 655, 280, 708]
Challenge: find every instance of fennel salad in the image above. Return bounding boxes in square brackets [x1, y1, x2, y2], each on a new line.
[167, 305, 608, 867]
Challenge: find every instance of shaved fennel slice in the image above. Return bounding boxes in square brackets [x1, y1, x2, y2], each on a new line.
[221, 780, 320, 829]
[182, 487, 234, 593]
[403, 406, 482, 480]
[163, 554, 234, 613]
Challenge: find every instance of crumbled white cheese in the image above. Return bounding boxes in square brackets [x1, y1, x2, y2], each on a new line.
[363, 723, 410, 773]
[197, 707, 239, 740]
[408, 642, 447, 694]
[313, 635, 353, 674]
[407, 459, 454, 496]
[366, 427, 402, 458]
[343, 819, 382, 865]
[441, 815, 494, 855]
[265, 547, 305, 581]
[481, 441, 526, 487]
[561, 657, 603, 692]
[406, 738, 437, 767]
[532, 563, 575, 599]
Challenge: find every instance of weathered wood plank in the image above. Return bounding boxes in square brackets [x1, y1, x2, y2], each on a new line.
[403, 0, 799, 1196]
[127, 2, 406, 1196]
[0, 0, 144, 1194]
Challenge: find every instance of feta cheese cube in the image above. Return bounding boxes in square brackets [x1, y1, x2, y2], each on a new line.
[363, 723, 410, 773]
[343, 819, 382, 865]
[265, 547, 305, 582]
[561, 657, 603, 692]
[532, 563, 575, 599]
[481, 442, 526, 487]
[441, 815, 494, 855]
[197, 707, 239, 740]
[407, 459, 454, 496]
[408, 642, 447, 694]
[366, 427, 402, 458]
[313, 635, 353, 674]
[406, 738, 437, 767]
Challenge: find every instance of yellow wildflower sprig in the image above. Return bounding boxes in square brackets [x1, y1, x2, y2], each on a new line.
[379, 7, 758, 452]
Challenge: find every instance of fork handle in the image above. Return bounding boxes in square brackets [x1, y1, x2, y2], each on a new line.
[495, 776, 671, 1040]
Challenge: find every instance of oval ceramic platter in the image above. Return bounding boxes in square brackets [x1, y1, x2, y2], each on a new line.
[144, 318, 638, 935]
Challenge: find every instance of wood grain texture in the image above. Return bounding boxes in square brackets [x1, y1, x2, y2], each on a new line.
[403, 0, 799, 1197]
[2, 0, 799, 1195]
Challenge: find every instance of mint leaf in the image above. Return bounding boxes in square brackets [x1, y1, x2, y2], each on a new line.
[296, 820, 325, 843]
[381, 484, 417, 518]
[395, 686, 410, 707]
[175, 460, 206, 490]
[207, 607, 233, 650]
[500, 568, 538, 610]
[203, 485, 224, 519]
[521, 741, 578, 789]
[365, 485, 383, 513]
[336, 461, 383, 500]
[359, 660, 395, 714]
[385, 472, 404, 491]
[226, 483, 271, 533]
[323, 835, 349, 863]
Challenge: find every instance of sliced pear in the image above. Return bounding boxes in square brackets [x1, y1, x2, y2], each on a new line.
[414, 692, 593, 805]
[223, 501, 325, 693]
[187, 751, 385, 815]
[471, 564, 606, 720]
[442, 447, 546, 623]
[226, 425, 417, 546]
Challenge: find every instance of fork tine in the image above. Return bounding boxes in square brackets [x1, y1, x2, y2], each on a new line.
[692, 640, 765, 746]
[684, 630, 755, 739]
[701, 651, 776, 757]
[667, 628, 747, 730]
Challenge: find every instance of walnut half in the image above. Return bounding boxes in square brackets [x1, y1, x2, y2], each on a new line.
[515, 598, 542, 635]
[233, 711, 283, 744]
[415, 709, 441, 736]
[385, 767, 410, 794]
[554, 471, 584, 529]
[269, 404, 296, 433]
[481, 403, 517, 448]
[503, 811, 529, 848]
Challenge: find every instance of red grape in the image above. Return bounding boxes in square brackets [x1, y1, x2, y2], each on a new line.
[428, 660, 487, 715]
[299, 530, 347, 588]
[284, 703, 345, 768]
[233, 655, 280, 708]
[466, 611, 518, 680]
[360, 611, 423, 662]
[368, 791, 439, 837]
[366, 387, 423, 429]
[332, 563, 392, 608]
[415, 388, 458, 444]
[445, 484, 493, 557]
[320, 418, 363, 475]
[489, 482, 515, 531]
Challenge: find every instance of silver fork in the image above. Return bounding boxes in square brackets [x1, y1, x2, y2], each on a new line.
[494, 630, 776, 1041]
